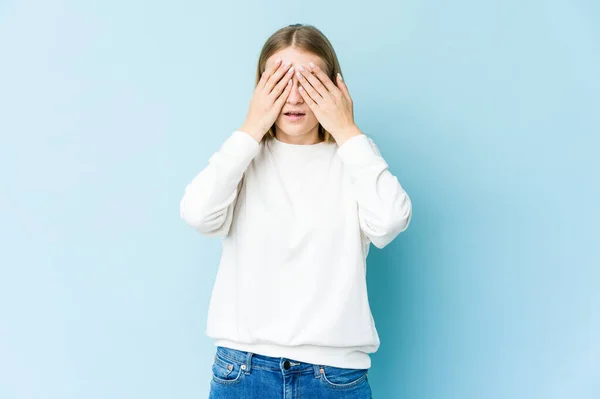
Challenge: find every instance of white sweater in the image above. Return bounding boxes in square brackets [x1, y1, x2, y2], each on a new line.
[180, 130, 412, 369]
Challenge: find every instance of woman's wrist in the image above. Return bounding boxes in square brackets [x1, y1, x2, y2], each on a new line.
[333, 124, 363, 146]
[238, 123, 265, 143]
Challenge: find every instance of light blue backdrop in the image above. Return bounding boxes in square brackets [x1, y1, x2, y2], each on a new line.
[1, 0, 598, 398]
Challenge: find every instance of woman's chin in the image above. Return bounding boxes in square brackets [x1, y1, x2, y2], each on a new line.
[275, 119, 319, 138]
[276, 123, 303, 134]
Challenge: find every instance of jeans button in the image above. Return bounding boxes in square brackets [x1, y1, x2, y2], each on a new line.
[283, 360, 290, 370]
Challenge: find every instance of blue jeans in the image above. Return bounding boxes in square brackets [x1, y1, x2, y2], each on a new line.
[209, 346, 372, 398]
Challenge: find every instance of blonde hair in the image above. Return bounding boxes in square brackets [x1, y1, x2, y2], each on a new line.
[255, 24, 343, 144]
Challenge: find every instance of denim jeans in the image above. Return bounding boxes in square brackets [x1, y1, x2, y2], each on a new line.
[208, 345, 372, 398]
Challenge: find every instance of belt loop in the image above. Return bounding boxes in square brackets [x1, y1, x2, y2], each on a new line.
[244, 351, 253, 374]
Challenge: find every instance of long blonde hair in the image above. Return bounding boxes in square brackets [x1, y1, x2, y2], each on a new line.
[255, 24, 343, 144]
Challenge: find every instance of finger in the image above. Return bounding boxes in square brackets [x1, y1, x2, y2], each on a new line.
[298, 76, 320, 105]
[259, 59, 289, 90]
[270, 74, 293, 102]
[259, 58, 282, 89]
[265, 62, 293, 94]
[307, 62, 338, 93]
[297, 66, 328, 102]
[337, 73, 352, 102]
[269, 65, 295, 98]
[274, 78, 293, 108]
[298, 84, 317, 110]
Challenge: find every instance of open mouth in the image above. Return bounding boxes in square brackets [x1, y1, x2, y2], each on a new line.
[284, 112, 306, 121]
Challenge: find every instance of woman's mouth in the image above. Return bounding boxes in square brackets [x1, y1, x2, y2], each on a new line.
[284, 112, 306, 122]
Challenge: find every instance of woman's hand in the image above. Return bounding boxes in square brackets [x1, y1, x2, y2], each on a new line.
[240, 59, 295, 142]
[296, 63, 362, 145]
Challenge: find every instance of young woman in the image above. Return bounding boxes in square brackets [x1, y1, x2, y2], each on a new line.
[180, 23, 412, 398]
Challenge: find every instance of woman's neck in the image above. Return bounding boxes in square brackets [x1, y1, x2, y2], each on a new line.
[275, 127, 321, 145]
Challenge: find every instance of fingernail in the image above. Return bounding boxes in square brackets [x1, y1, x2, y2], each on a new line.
[296, 72, 302, 79]
[288, 66, 294, 74]
[309, 62, 316, 70]
[337, 73, 343, 81]
[276, 58, 281, 64]
[298, 65, 305, 72]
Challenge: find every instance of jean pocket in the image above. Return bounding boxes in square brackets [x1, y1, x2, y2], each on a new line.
[320, 365, 369, 389]
[211, 353, 245, 385]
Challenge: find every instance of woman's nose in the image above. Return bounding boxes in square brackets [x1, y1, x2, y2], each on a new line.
[287, 80, 304, 104]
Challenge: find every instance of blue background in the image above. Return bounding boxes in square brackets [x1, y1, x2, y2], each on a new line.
[1, 0, 598, 398]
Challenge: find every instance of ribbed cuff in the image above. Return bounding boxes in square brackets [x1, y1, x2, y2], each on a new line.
[220, 130, 261, 164]
[336, 134, 379, 166]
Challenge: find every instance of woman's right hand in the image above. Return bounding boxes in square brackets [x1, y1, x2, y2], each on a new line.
[239, 59, 295, 142]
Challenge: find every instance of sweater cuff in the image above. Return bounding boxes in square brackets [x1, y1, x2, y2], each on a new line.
[220, 130, 261, 163]
[336, 134, 379, 166]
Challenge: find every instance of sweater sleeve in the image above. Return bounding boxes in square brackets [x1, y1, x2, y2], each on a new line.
[179, 130, 261, 237]
[336, 134, 412, 249]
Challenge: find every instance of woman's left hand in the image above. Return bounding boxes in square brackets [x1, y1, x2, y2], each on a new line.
[296, 63, 362, 144]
